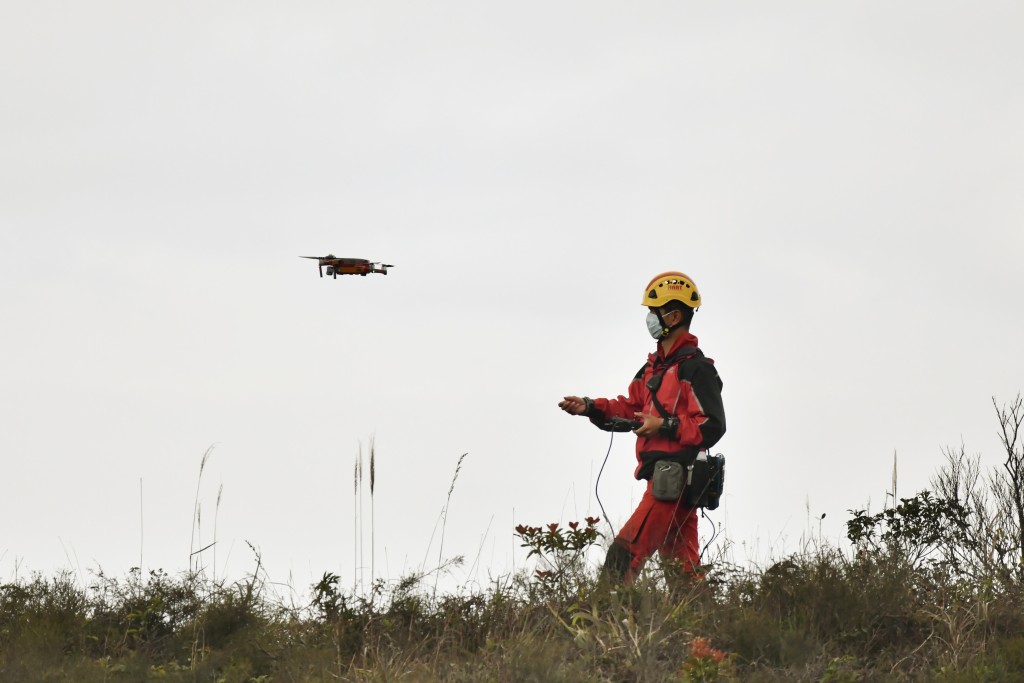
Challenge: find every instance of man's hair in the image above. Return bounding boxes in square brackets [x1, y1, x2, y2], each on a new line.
[661, 300, 695, 328]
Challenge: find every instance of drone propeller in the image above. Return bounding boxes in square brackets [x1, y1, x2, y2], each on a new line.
[380, 263, 395, 268]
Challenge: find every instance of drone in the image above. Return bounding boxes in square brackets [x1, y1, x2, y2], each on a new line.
[300, 255, 394, 278]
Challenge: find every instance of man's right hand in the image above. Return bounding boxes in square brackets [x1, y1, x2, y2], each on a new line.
[559, 396, 588, 415]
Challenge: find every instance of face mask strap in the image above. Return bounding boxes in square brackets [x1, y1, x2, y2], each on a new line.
[655, 308, 678, 338]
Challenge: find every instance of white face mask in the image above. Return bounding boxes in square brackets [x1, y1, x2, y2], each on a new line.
[646, 311, 665, 340]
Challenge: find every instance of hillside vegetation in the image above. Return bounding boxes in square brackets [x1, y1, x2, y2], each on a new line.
[3, 396, 1023, 682]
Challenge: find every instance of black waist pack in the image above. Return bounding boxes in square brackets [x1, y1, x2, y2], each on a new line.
[650, 452, 726, 508]
[683, 453, 725, 510]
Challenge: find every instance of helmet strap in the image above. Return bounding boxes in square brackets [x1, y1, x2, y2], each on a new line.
[654, 309, 675, 339]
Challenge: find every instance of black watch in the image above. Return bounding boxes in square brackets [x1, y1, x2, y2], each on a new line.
[658, 416, 680, 436]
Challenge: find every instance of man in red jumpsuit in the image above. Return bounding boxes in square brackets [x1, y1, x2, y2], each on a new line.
[559, 271, 726, 584]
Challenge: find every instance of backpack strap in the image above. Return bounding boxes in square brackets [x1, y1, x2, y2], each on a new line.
[647, 347, 702, 418]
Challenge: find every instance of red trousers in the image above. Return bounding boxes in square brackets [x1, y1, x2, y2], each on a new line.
[615, 479, 700, 583]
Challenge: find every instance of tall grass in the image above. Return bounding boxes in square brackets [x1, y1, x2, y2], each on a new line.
[352, 439, 379, 593]
[432, 452, 467, 599]
[357, 445, 364, 591]
[353, 452, 359, 591]
[8, 397, 1024, 680]
[370, 435, 376, 587]
[189, 445, 215, 576]
[9, 515, 1024, 682]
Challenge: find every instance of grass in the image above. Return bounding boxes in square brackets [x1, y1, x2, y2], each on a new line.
[5, 516, 1024, 682]
[6, 397, 1024, 681]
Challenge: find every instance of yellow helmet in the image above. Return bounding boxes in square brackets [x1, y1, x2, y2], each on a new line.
[641, 271, 701, 309]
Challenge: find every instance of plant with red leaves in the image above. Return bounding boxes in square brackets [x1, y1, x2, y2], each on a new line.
[514, 518, 602, 594]
[681, 635, 728, 682]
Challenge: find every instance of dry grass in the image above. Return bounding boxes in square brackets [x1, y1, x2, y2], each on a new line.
[4, 524, 1024, 682]
[7, 398, 1024, 681]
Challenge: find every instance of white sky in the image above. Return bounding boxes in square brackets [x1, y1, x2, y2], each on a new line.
[2, 1, 1022, 594]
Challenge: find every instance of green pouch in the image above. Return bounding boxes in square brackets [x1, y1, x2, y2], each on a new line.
[651, 460, 685, 502]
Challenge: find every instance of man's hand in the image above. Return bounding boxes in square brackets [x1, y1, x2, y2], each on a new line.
[633, 412, 665, 437]
[559, 396, 588, 415]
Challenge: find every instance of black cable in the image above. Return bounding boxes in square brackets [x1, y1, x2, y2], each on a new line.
[597, 432, 723, 561]
[699, 508, 721, 563]
[595, 431, 616, 540]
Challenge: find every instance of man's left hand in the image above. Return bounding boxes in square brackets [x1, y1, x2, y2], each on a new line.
[632, 412, 664, 437]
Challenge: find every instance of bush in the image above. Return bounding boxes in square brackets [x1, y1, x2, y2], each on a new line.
[6, 395, 1024, 680]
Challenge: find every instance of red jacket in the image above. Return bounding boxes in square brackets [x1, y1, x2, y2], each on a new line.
[589, 332, 726, 480]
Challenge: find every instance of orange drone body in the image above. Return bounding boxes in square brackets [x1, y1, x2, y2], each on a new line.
[300, 255, 394, 278]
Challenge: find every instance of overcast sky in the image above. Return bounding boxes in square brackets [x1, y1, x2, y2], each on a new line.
[2, 1, 1022, 594]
